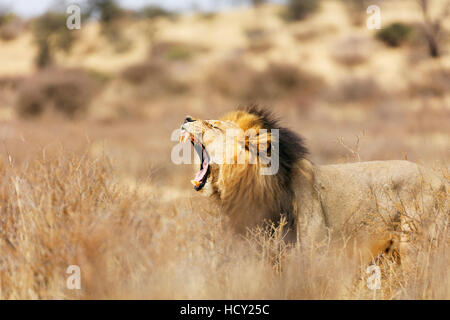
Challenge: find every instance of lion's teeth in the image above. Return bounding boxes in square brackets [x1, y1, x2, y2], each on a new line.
[191, 180, 201, 187]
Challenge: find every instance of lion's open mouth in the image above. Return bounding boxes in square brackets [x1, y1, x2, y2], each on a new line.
[180, 130, 210, 191]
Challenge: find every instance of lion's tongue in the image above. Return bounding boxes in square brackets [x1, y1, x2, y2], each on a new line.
[191, 148, 209, 187]
[194, 165, 208, 181]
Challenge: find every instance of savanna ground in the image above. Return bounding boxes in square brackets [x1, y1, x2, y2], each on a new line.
[0, 0, 448, 299]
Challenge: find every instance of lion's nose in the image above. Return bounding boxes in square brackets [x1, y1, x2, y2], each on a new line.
[184, 116, 195, 124]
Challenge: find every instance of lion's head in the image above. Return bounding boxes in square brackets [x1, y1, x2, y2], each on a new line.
[179, 106, 308, 231]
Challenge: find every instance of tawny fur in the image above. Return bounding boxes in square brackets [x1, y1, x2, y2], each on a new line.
[182, 107, 447, 265]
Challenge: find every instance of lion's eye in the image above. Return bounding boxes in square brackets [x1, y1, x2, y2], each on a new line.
[207, 123, 221, 131]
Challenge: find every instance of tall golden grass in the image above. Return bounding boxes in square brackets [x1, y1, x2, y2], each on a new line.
[0, 149, 447, 299]
[0, 0, 449, 300]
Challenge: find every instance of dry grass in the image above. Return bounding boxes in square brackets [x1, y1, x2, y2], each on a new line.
[0, 147, 447, 299]
[0, 0, 449, 300]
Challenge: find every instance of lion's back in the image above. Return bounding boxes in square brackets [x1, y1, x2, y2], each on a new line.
[312, 160, 444, 231]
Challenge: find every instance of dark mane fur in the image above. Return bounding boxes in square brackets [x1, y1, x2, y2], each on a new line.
[234, 105, 308, 231]
[242, 105, 308, 191]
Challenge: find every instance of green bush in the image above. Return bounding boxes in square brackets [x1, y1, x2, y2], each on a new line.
[376, 23, 413, 47]
[282, 0, 320, 22]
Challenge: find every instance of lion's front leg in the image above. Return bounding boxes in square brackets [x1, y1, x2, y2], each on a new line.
[295, 203, 329, 251]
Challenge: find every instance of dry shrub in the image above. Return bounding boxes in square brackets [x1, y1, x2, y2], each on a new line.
[408, 68, 450, 98]
[87, 0, 133, 53]
[330, 76, 384, 104]
[150, 41, 207, 61]
[134, 5, 177, 20]
[104, 27, 133, 53]
[198, 12, 217, 20]
[16, 68, 100, 119]
[165, 45, 193, 61]
[0, 16, 24, 42]
[341, 0, 368, 26]
[0, 150, 448, 299]
[293, 29, 320, 42]
[331, 36, 372, 67]
[208, 60, 323, 102]
[206, 60, 254, 98]
[88, 0, 127, 23]
[0, 153, 155, 299]
[121, 62, 164, 85]
[249, 0, 267, 7]
[121, 61, 190, 97]
[31, 12, 79, 68]
[0, 76, 23, 110]
[387, 172, 449, 299]
[258, 63, 323, 98]
[0, 76, 24, 90]
[401, 212, 449, 299]
[281, 0, 321, 22]
[245, 28, 273, 54]
[404, 104, 450, 133]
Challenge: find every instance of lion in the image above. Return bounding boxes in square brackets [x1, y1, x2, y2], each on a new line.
[179, 106, 447, 265]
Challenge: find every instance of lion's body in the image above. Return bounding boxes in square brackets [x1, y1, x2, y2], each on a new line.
[181, 107, 447, 265]
[294, 159, 445, 262]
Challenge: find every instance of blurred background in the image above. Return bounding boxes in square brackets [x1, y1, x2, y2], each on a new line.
[0, 0, 449, 299]
[0, 0, 449, 202]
